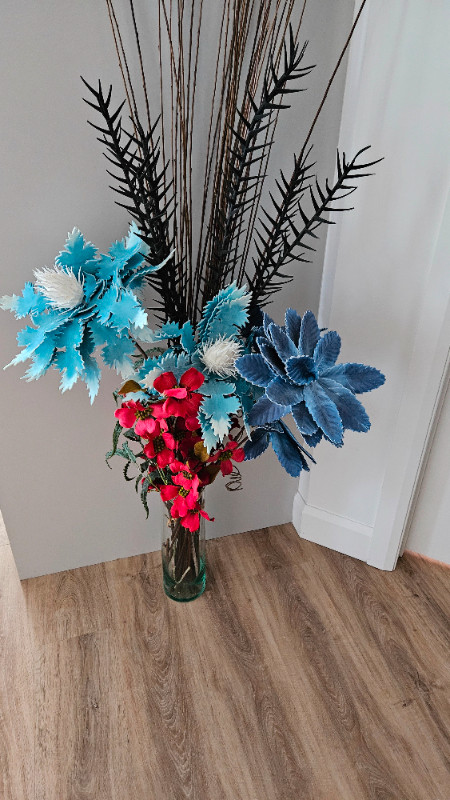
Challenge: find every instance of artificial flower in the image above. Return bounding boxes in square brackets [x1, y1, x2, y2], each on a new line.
[198, 336, 243, 377]
[1, 223, 172, 401]
[208, 439, 245, 476]
[153, 368, 204, 418]
[143, 424, 176, 468]
[236, 309, 385, 447]
[34, 265, 84, 309]
[180, 506, 213, 532]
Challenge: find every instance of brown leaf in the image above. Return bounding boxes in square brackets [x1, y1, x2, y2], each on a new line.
[117, 379, 143, 395]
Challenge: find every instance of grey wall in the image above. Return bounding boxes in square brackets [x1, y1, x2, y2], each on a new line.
[0, 0, 354, 578]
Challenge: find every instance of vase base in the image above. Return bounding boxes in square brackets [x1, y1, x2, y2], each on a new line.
[163, 561, 206, 602]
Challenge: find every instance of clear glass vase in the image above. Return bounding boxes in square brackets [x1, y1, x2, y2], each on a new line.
[161, 494, 206, 602]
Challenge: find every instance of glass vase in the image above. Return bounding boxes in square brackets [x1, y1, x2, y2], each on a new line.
[161, 494, 206, 602]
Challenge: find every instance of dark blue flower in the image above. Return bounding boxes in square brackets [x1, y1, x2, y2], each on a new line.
[244, 420, 315, 478]
[236, 308, 385, 448]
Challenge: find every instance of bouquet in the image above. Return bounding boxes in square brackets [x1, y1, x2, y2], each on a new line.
[1, 2, 384, 600]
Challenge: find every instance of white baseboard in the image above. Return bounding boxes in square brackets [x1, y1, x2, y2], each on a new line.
[292, 490, 373, 563]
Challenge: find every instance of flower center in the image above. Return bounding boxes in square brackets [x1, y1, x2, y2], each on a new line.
[135, 408, 154, 420]
[179, 487, 189, 498]
[153, 435, 165, 453]
[218, 450, 232, 462]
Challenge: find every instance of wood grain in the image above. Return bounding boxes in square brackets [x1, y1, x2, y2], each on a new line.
[0, 523, 448, 799]
[0, 544, 34, 800]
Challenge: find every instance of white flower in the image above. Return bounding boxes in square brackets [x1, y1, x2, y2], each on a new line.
[141, 367, 163, 390]
[34, 265, 84, 309]
[199, 336, 243, 377]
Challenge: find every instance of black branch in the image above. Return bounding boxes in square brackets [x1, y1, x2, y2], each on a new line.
[81, 77, 187, 323]
[248, 146, 382, 307]
[203, 28, 314, 305]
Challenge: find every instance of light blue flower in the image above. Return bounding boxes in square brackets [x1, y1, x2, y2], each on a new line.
[135, 282, 254, 449]
[1, 223, 172, 401]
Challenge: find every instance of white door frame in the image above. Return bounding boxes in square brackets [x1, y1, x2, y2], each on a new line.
[367, 192, 450, 569]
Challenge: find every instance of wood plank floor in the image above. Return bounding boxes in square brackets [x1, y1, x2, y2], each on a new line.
[1, 517, 449, 799]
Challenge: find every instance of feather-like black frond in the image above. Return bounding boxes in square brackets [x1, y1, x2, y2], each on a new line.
[248, 146, 382, 307]
[81, 77, 187, 323]
[202, 30, 314, 306]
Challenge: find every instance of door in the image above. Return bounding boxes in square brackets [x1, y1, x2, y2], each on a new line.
[405, 368, 450, 565]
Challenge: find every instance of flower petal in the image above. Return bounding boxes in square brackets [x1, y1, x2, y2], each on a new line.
[313, 331, 341, 372]
[160, 484, 178, 501]
[269, 429, 309, 477]
[180, 366, 204, 391]
[285, 308, 302, 348]
[153, 371, 177, 393]
[244, 429, 269, 460]
[232, 447, 245, 463]
[156, 450, 174, 469]
[135, 417, 159, 437]
[319, 378, 371, 432]
[220, 459, 233, 476]
[235, 353, 274, 387]
[248, 395, 290, 426]
[303, 430, 323, 448]
[291, 401, 318, 435]
[285, 356, 317, 386]
[115, 405, 136, 428]
[299, 311, 320, 356]
[266, 376, 303, 406]
[322, 363, 385, 394]
[181, 511, 200, 532]
[269, 323, 298, 361]
[256, 338, 285, 376]
[162, 431, 176, 449]
[164, 387, 188, 399]
[303, 382, 343, 445]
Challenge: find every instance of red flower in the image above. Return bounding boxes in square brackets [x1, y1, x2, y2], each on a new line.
[115, 400, 143, 428]
[115, 400, 158, 438]
[181, 506, 213, 532]
[169, 460, 201, 493]
[153, 368, 204, 419]
[208, 439, 245, 476]
[160, 483, 213, 531]
[160, 479, 198, 517]
[143, 422, 176, 468]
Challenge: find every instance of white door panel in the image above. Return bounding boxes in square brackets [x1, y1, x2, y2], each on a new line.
[406, 372, 450, 565]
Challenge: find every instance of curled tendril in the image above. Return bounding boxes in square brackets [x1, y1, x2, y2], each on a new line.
[225, 466, 243, 492]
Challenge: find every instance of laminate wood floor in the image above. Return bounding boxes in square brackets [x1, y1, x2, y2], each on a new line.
[1, 517, 449, 799]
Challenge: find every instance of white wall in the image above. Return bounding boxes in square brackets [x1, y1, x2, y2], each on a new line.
[293, 0, 450, 568]
[0, 1, 354, 578]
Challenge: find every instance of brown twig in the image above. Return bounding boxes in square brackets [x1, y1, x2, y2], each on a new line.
[298, 0, 368, 164]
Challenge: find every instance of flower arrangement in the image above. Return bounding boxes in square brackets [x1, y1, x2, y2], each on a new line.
[1, 2, 384, 600]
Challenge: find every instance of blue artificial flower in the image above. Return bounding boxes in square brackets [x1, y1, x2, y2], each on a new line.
[244, 420, 315, 477]
[1, 223, 172, 401]
[236, 308, 385, 448]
